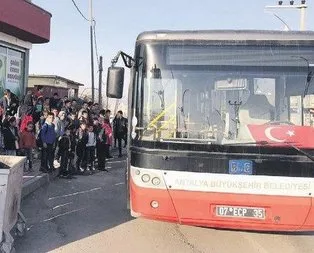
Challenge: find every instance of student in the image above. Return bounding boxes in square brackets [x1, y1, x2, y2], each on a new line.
[76, 122, 88, 174]
[114, 110, 128, 157]
[39, 110, 48, 130]
[35, 85, 44, 100]
[78, 102, 89, 120]
[86, 124, 96, 172]
[43, 97, 50, 112]
[62, 100, 72, 118]
[23, 90, 34, 115]
[54, 110, 66, 139]
[68, 125, 77, 175]
[2, 117, 19, 156]
[79, 110, 89, 125]
[32, 97, 44, 124]
[19, 122, 36, 172]
[68, 111, 80, 130]
[58, 127, 72, 178]
[103, 110, 113, 159]
[2, 89, 19, 117]
[50, 93, 62, 111]
[40, 112, 56, 173]
[97, 122, 108, 172]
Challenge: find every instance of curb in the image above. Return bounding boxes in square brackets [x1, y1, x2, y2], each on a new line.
[21, 169, 59, 199]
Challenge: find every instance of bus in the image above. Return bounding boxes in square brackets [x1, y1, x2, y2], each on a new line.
[106, 30, 314, 231]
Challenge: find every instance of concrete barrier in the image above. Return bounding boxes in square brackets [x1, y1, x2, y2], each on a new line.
[0, 156, 25, 253]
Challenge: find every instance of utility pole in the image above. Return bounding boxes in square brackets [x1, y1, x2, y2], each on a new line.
[89, 0, 95, 102]
[265, 1, 308, 31]
[300, 1, 306, 30]
[98, 56, 103, 106]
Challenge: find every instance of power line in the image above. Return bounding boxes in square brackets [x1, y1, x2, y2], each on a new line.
[70, 0, 100, 66]
[93, 19, 100, 66]
[71, 0, 89, 21]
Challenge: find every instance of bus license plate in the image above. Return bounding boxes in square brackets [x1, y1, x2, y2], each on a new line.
[216, 206, 265, 219]
[229, 160, 253, 175]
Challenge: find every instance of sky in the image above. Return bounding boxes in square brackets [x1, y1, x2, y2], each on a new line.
[30, 0, 314, 98]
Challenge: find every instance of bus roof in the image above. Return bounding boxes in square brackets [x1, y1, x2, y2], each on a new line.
[136, 30, 314, 44]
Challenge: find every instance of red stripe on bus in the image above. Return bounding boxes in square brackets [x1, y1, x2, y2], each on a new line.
[130, 179, 314, 231]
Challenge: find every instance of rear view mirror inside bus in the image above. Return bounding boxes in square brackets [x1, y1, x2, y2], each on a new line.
[106, 67, 124, 98]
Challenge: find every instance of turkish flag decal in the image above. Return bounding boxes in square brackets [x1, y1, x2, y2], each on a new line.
[247, 125, 314, 148]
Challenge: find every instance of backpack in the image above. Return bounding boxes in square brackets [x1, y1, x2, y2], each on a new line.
[36, 124, 48, 148]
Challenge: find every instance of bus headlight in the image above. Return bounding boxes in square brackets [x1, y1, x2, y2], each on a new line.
[152, 177, 161, 186]
[141, 174, 151, 183]
[151, 200, 159, 208]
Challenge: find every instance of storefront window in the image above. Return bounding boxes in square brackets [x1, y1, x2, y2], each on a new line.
[0, 45, 25, 97]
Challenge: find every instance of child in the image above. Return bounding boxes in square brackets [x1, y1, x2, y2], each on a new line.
[68, 125, 77, 175]
[40, 112, 56, 173]
[76, 122, 88, 174]
[58, 127, 72, 178]
[97, 122, 108, 172]
[2, 117, 19, 156]
[19, 122, 36, 172]
[86, 124, 96, 172]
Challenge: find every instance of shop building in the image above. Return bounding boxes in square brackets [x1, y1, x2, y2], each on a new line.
[0, 0, 51, 97]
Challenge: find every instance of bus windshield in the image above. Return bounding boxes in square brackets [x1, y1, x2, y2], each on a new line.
[133, 42, 314, 146]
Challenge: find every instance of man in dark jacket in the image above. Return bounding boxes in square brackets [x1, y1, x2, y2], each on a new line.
[2, 117, 19, 155]
[76, 122, 88, 174]
[23, 90, 34, 115]
[40, 112, 57, 173]
[114, 110, 128, 157]
[2, 89, 19, 117]
[49, 93, 62, 111]
[58, 127, 72, 178]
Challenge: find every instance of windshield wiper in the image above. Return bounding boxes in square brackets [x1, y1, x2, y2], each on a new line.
[225, 140, 314, 162]
[287, 143, 314, 162]
[303, 70, 314, 97]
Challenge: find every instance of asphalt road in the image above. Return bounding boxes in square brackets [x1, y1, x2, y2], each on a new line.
[15, 157, 314, 253]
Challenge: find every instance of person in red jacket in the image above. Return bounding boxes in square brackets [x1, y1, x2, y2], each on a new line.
[102, 109, 113, 159]
[19, 122, 36, 172]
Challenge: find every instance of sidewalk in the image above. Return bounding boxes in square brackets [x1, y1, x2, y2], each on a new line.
[21, 147, 123, 199]
[21, 159, 59, 199]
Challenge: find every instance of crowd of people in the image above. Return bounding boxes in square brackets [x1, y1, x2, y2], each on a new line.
[0, 87, 128, 179]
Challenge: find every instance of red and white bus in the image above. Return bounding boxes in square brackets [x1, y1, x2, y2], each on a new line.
[107, 30, 314, 231]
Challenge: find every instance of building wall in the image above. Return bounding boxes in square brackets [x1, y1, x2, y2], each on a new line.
[27, 85, 68, 98]
[28, 77, 81, 98]
[28, 77, 68, 88]
[0, 0, 51, 98]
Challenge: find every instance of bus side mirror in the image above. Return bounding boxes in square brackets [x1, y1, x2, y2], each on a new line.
[106, 67, 124, 99]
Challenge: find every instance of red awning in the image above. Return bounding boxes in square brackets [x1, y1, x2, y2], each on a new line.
[0, 0, 51, 44]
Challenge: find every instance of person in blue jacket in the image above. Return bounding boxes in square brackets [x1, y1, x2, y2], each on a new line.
[40, 112, 57, 173]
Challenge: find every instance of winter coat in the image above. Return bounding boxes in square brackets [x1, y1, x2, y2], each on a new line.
[58, 134, 71, 154]
[19, 131, 36, 149]
[114, 117, 128, 137]
[41, 123, 56, 145]
[49, 98, 62, 111]
[2, 126, 19, 150]
[76, 130, 88, 155]
[2, 93, 19, 116]
[54, 117, 66, 138]
[103, 120, 113, 145]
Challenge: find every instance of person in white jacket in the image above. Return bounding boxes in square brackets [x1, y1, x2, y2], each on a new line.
[54, 111, 66, 139]
[86, 124, 96, 171]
